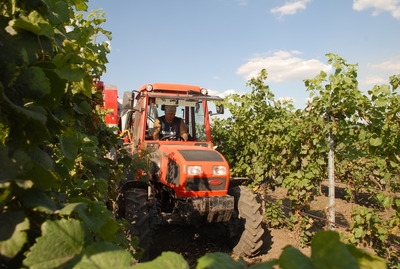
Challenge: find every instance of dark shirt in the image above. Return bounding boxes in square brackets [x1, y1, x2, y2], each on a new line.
[158, 116, 182, 139]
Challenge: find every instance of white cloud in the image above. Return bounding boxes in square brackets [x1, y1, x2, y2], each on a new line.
[236, 0, 249, 6]
[270, 0, 311, 16]
[208, 89, 243, 98]
[367, 56, 400, 72]
[360, 56, 400, 85]
[362, 75, 387, 85]
[353, 0, 400, 19]
[236, 50, 331, 82]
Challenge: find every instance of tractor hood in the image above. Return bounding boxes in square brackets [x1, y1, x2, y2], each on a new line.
[158, 144, 228, 168]
[152, 144, 230, 197]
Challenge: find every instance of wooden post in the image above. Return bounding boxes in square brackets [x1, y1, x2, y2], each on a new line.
[328, 128, 335, 230]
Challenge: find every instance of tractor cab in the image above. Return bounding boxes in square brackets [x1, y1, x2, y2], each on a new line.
[122, 83, 224, 150]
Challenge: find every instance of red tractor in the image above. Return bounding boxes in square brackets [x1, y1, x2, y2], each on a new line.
[108, 83, 265, 258]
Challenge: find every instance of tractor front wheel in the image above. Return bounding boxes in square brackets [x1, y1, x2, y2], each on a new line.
[125, 188, 153, 259]
[227, 186, 265, 257]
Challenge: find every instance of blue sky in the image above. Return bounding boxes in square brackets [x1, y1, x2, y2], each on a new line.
[88, 0, 400, 108]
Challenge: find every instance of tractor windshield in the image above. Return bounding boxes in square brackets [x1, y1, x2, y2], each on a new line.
[146, 98, 207, 141]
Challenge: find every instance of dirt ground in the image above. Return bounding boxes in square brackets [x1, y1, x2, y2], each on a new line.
[146, 223, 310, 267]
[145, 184, 393, 268]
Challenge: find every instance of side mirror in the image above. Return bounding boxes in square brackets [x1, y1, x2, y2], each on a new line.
[208, 104, 224, 116]
[122, 91, 135, 110]
[195, 102, 200, 113]
[216, 104, 224, 114]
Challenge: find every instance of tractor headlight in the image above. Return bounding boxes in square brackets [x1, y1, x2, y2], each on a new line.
[212, 166, 227, 175]
[146, 84, 153, 91]
[200, 88, 208, 95]
[187, 166, 202, 175]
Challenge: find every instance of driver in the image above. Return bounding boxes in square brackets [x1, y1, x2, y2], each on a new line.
[153, 105, 188, 141]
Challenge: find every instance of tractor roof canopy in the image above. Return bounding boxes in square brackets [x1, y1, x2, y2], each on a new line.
[137, 83, 223, 103]
[138, 83, 203, 94]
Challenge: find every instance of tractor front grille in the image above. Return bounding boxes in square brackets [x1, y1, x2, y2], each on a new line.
[185, 177, 227, 191]
[178, 195, 234, 223]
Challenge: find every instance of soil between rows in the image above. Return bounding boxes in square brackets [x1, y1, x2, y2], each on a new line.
[142, 185, 392, 268]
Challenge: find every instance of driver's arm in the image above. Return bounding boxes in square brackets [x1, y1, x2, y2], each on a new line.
[153, 118, 161, 140]
[179, 119, 188, 141]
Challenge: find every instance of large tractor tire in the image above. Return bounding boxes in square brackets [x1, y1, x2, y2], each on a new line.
[125, 188, 153, 258]
[227, 186, 265, 257]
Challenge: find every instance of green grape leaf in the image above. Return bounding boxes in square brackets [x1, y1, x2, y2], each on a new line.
[54, 68, 86, 82]
[47, 1, 70, 24]
[11, 11, 54, 38]
[59, 202, 87, 216]
[369, 137, 382, 147]
[3, 99, 50, 148]
[73, 242, 132, 269]
[60, 135, 79, 160]
[74, 101, 93, 115]
[346, 244, 386, 269]
[74, 0, 89, 11]
[9, 16, 40, 35]
[60, 201, 119, 242]
[0, 146, 19, 181]
[20, 189, 57, 213]
[279, 246, 313, 269]
[28, 147, 53, 170]
[27, 162, 60, 190]
[73, 79, 93, 97]
[23, 219, 90, 269]
[197, 252, 247, 269]
[134, 251, 189, 269]
[380, 84, 391, 95]
[354, 227, 364, 238]
[16, 66, 51, 97]
[311, 231, 358, 269]
[0, 211, 30, 259]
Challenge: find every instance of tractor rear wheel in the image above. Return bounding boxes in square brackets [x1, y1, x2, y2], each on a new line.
[227, 186, 265, 257]
[125, 188, 153, 259]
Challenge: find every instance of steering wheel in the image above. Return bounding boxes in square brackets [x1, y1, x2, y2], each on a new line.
[160, 135, 185, 141]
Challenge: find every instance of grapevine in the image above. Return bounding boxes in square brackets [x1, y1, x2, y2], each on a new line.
[212, 54, 400, 265]
[0, 0, 144, 267]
